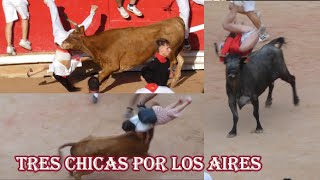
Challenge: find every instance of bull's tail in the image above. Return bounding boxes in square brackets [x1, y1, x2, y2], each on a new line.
[268, 37, 286, 49]
[58, 143, 75, 164]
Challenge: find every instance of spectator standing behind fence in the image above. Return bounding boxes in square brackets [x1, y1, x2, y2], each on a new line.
[116, 0, 143, 19]
[2, 0, 32, 56]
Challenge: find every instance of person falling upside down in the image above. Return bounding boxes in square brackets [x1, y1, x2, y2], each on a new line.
[222, 3, 261, 54]
[229, 1, 269, 42]
[218, 2, 265, 63]
[26, 0, 98, 92]
[122, 95, 192, 133]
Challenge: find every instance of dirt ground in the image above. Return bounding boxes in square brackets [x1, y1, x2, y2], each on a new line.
[0, 94, 203, 179]
[204, 1, 320, 180]
[0, 62, 204, 93]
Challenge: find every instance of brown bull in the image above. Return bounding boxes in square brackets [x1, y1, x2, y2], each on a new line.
[61, 17, 185, 89]
[58, 128, 154, 180]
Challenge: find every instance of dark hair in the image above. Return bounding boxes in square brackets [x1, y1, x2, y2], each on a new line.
[122, 120, 136, 132]
[88, 76, 99, 91]
[156, 38, 170, 51]
[141, 67, 154, 83]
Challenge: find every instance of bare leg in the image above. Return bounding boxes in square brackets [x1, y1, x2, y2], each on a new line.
[5, 22, 13, 47]
[21, 19, 29, 40]
[128, 94, 142, 109]
[129, 0, 136, 4]
[127, 94, 158, 108]
[125, 94, 157, 119]
[229, 3, 262, 30]
[115, 0, 123, 7]
[139, 94, 158, 105]
[222, 6, 253, 33]
[27, 64, 49, 77]
[246, 11, 261, 30]
[239, 29, 259, 52]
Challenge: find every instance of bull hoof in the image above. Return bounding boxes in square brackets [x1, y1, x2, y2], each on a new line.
[265, 100, 272, 108]
[227, 132, 237, 138]
[255, 128, 263, 134]
[294, 97, 300, 106]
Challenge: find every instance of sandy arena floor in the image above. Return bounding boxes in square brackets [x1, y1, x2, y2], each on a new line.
[204, 1, 320, 180]
[0, 94, 203, 179]
[0, 62, 204, 93]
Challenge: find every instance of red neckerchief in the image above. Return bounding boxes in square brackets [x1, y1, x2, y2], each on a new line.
[56, 45, 69, 53]
[155, 52, 167, 63]
[145, 83, 158, 93]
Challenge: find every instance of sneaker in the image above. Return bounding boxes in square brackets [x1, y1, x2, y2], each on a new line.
[183, 39, 191, 51]
[127, 4, 143, 17]
[90, 5, 98, 14]
[117, 6, 129, 19]
[19, 39, 32, 50]
[92, 93, 99, 104]
[259, 33, 270, 42]
[6, 46, 16, 56]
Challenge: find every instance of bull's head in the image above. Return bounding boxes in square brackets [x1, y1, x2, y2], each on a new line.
[214, 42, 247, 79]
[224, 53, 247, 79]
[60, 19, 86, 50]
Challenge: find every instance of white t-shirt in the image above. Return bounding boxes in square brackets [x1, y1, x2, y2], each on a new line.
[48, 50, 82, 76]
[129, 115, 153, 132]
[135, 86, 174, 94]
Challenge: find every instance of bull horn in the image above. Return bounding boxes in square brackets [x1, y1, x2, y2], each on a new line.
[66, 18, 78, 27]
[214, 42, 226, 58]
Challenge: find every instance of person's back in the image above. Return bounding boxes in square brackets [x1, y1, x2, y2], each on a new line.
[147, 56, 170, 86]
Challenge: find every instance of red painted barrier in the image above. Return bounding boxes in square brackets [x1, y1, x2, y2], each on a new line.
[0, 0, 203, 55]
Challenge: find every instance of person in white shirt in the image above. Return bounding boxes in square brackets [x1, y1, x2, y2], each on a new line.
[2, 0, 32, 55]
[135, 66, 174, 94]
[27, 0, 97, 92]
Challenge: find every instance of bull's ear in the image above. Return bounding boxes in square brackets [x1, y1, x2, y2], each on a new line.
[79, 25, 85, 35]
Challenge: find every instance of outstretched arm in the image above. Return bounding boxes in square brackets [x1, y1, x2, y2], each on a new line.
[27, 64, 50, 77]
[139, 94, 158, 105]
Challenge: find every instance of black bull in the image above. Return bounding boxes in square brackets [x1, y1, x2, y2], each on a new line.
[215, 37, 300, 138]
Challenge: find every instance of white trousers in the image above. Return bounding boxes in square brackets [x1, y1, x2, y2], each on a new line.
[46, 0, 95, 45]
[176, 0, 190, 39]
[2, 0, 29, 23]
